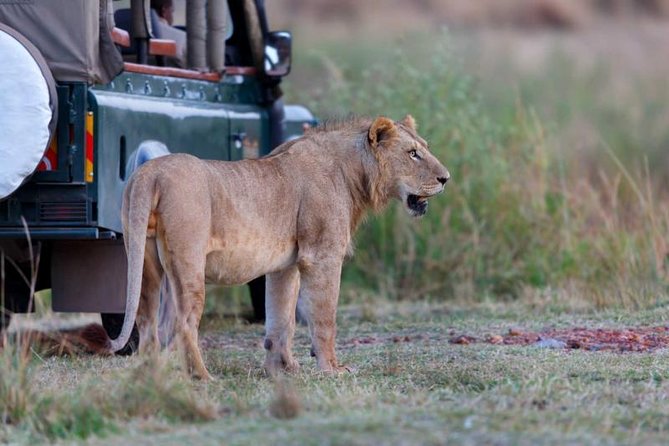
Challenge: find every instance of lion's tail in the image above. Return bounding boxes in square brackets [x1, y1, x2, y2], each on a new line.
[103, 171, 155, 353]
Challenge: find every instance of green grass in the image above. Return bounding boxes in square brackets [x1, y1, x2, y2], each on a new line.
[5, 301, 669, 444]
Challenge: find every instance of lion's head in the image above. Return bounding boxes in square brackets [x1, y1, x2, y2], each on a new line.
[368, 115, 450, 217]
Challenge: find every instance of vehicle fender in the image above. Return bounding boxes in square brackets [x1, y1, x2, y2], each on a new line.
[282, 104, 317, 143]
[125, 140, 170, 177]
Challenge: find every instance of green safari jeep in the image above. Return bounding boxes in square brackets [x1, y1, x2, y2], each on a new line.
[0, 0, 316, 349]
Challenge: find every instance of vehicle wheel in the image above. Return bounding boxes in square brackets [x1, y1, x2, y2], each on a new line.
[1, 258, 37, 333]
[0, 241, 50, 335]
[0, 287, 20, 334]
[100, 313, 139, 356]
[0, 24, 58, 200]
[247, 276, 266, 323]
[1, 311, 10, 333]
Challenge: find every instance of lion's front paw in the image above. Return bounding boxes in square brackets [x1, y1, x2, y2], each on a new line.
[317, 361, 356, 375]
[264, 355, 300, 377]
[190, 368, 215, 381]
[326, 365, 356, 375]
[283, 358, 301, 374]
[338, 365, 357, 373]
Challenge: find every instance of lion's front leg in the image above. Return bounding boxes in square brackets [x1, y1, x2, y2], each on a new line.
[299, 259, 349, 373]
[264, 266, 300, 376]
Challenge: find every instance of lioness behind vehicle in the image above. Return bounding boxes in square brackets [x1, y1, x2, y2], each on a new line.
[96, 115, 450, 380]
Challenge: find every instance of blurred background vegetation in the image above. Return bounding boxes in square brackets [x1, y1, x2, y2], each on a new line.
[214, 0, 669, 315]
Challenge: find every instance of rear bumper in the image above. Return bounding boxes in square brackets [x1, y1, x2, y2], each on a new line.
[0, 227, 119, 240]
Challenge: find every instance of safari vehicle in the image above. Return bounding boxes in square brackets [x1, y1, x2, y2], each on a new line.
[0, 0, 315, 348]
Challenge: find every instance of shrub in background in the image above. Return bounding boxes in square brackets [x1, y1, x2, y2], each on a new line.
[286, 37, 669, 307]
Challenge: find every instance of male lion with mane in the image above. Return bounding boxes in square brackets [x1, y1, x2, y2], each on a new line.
[91, 115, 450, 380]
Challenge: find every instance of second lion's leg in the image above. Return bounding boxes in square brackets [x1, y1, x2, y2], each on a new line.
[136, 239, 162, 354]
[264, 266, 300, 375]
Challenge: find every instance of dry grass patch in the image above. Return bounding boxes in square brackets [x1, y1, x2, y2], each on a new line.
[0, 341, 217, 442]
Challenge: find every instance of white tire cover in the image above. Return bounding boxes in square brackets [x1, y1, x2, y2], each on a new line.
[0, 24, 57, 199]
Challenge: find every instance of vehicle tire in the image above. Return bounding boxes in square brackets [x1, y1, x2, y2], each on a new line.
[1, 258, 37, 332]
[100, 313, 139, 356]
[0, 23, 58, 200]
[0, 241, 50, 334]
[1, 311, 10, 333]
[248, 276, 266, 323]
[1, 278, 32, 334]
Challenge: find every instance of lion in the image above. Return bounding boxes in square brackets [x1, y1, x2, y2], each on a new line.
[94, 115, 450, 380]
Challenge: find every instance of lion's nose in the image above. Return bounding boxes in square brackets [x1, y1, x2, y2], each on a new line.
[437, 175, 449, 185]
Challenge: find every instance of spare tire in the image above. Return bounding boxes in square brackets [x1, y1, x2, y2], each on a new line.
[0, 23, 58, 200]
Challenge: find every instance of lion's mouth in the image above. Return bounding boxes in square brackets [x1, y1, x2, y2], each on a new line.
[407, 194, 429, 217]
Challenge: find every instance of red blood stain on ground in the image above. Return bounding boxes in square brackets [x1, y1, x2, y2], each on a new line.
[342, 334, 430, 348]
[449, 326, 669, 352]
[342, 327, 669, 353]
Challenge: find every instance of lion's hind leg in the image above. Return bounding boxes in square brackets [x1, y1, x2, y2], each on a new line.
[264, 266, 301, 376]
[174, 280, 210, 380]
[160, 246, 211, 380]
[136, 239, 163, 355]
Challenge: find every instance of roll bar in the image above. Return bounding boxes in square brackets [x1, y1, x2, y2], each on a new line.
[206, 0, 226, 72]
[130, 0, 151, 64]
[121, 0, 287, 78]
[186, 0, 206, 70]
[186, 0, 227, 72]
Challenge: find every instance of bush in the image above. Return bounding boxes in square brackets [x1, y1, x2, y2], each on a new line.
[286, 36, 669, 306]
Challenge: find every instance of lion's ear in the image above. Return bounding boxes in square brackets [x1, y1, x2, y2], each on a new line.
[400, 114, 417, 131]
[368, 117, 398, 148]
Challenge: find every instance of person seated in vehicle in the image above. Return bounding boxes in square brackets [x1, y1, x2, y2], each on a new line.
[150, 0, 186, 67]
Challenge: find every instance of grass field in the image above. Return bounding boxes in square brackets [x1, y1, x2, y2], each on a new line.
[4, 301, 669, 444]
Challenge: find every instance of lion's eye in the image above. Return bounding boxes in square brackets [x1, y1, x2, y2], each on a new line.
[409, 149, 421, 160]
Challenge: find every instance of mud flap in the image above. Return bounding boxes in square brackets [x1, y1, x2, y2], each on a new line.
[51, 240, 127, 313]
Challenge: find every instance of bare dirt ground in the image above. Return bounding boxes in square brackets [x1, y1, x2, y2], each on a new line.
[450, 325, 669, 352]
[11, 305, 669, 357]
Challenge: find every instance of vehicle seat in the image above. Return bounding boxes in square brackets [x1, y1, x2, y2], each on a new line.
[113, 8, 162, 55]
